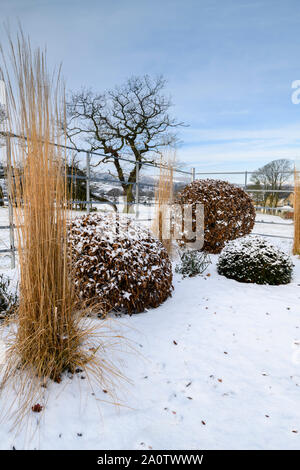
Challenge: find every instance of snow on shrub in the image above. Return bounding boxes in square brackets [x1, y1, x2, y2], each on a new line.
[68, 213, 173, 314]
[175, 179, 255, 253]
[217, 236, 293, 285]
[175, 250, 211, 278]
[0, 274, 18, 319]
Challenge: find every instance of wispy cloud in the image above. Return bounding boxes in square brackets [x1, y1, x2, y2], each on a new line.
[1, 0, 300, 172]
[178, 122, 300, 171]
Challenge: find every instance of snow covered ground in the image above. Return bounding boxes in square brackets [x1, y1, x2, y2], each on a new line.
[0, 207, 299, 449]
[254, 213, 293, 239]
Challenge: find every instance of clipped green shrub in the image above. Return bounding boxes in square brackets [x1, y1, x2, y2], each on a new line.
[175, 250, 211, 278]
[217, 236, 293, 285]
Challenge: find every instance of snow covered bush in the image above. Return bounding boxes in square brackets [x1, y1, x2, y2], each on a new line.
[175, 250, 211, 278]
[217, 236, 293, 285]
[0, 274, 18, 319]
[175, 179, 255, 253]
[68, 213, 173, 314]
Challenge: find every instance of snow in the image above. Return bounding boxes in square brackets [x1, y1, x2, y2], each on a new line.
[254, 213, 293, 239]
[0, 207, 300, 449]
[68, 212, 172, 312]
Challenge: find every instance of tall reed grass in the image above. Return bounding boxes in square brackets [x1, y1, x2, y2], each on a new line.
[0, 30, 123, 427]
[152, 151, 175, 256]
[293, 168, 300, 255]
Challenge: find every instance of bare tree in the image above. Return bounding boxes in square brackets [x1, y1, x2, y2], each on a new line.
[67, 75, 183, 212]
[251, 159, 293, 212]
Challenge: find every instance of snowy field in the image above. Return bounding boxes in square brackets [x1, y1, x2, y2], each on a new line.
[0, 207, 299, 450]
[254, 213, 293, 239]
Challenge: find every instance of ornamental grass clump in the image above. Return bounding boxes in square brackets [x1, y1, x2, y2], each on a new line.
[0, 30, 123, 427]
[175, 250, 211, 278]
[217, 236, 293, 285]
[175, 179, 255, 253]
[152, 152, 175, 257]
[293, 168, 300, 255]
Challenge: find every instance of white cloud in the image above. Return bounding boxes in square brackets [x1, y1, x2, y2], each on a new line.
[177, 122, 300, 171]
[181, 122, 300, 144]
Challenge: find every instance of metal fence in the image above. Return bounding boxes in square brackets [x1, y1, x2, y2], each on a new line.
[0, 132, 194, 268]
[195, 170, 295, 241]
[0, 132, 296, 268]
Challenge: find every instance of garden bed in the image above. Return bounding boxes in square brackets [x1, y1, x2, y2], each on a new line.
[0, 231, 299, 449]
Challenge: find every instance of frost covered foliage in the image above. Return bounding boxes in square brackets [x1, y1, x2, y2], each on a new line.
[175, 179, 255, 253]
[217, 236, 293, 285]
[68, 213, 173, 314]
[0, 274, 18, 319]
[175, 250, 211, 278]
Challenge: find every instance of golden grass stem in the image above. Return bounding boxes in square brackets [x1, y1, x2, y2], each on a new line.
[0, 28, 124, 428]
[152, 151, 175, 256]
[293, 167, 300, 255]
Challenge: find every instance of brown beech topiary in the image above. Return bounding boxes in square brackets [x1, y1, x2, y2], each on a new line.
[68, 213, 173, 314]
[175, 179, 255, 253]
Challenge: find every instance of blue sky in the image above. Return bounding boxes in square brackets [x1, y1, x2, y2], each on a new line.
[1, 0, 300, 178]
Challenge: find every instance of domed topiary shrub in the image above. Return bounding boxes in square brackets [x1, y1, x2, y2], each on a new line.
[217, 236, 293, 285]
[68, 213, 173, 314]
[175, 179, 255, 253]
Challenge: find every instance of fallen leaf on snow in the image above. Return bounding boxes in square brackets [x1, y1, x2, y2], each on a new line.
[32, 404, 43, 413]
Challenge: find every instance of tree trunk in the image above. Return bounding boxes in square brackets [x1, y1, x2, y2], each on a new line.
[123, 184, 135, 213]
